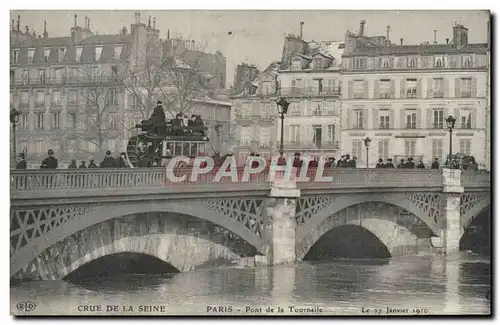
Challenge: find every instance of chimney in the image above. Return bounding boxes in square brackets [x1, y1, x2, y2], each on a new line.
[300, 21, 304, 40]
[138, 12, 141, 24]
[148, 16, 151, 28]
[153, 17, 156, 29]
[446, 38, 449, 44]
[74, 14, 77, 27]
[358, 20, 366, 36]
[452, 23, 468, 48]
[167, 29, 170, 40]
[87, 18, 91, 30]
[433, 29, 437, 44]
[191, 40, 195, 51]
[386, 25, 390, 41]
[25, 26, 29, 34]
[11, 19, 15, 31]
[43, 20, 48, 38]
[400, 38, 403, 46]
[17, 15, 20, 31]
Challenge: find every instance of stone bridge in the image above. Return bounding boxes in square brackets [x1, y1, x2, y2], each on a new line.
[10, 168, 491, 281]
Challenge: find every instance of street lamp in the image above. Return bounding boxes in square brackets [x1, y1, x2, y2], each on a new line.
[445, 115, 457, 167]
[10, 108, 20, 168]
[363, 137, 371, 168]
[276, 97, 290, 157]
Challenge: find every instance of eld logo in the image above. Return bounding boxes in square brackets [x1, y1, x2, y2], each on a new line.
[16, 301, 37, 312]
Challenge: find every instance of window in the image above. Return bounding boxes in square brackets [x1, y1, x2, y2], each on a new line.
[240, 103, 250, 117]
[405, 110, 416, 129]
[76, 47, 83, 61]
[352, 140, 362, 161]
[460, 78, 472, 98]
[36, 140, 44, 154]
[379, 110, 390, 129]
[462, 56, 472, 67]
[290, 125, 300, 144]
[88, 142, 98, 153]
[28, 49, 35, 64]
[354, 110, 364, 129]
[433, 78, 443, 98]
[95, 46, 103, 61]
[459, 140, 471, 155]
[108, 89, 118, 105]
[289, 102, 301, 116]
[259, 127, 271, 147]
[10, 91, 14, 105]
[407, 57, 417, 68]
[460, 109, 472, 129]
[433, 109, 444, 129]
[68, 113, 77, 130]
[51, 113, 60, 129]
[54, 68, 63, 81]
[59, 48, 66, 62]
[291, 58, 301, 70]
[327, 124, 335, 143]
[434, 56, 444, 68]
[36, 113, 44, 130]
[108, 113, 117, 128]
[239, 127, 251, 145]
[10, 69, 15, 83]
[39, 69, 46, 84]
[381, 57, 390, 68]
[44, 48, 50, 62]
[52, 90, 61, 105]
[107, 139, 116, 151]
[68, 89, 77, 104]
[432, 140, 443, 161]
[12, 49, 19, 64]
[312, 125, 322, 148]
[291, 79, 303, 94]
[19, 114, 28, 130]
[378, 139, 389, 161]
[68, 68, 78, 81]
[67, 140, 76, 154]
[313, 58, 322, 69]
[20, 91, 29, 105]
[315, 79, 323, 95]
[354, 57, 366, 69]
[111, 65, 118, 76]
[114, 45, 123, 60]
[353, 80, 364, 99]
[35, 90, 45, 106]
[50, 140, 60, 151]
[405, 79, 417, 98]
[404, 140, 416, 158]
[378, 79, 391, 98]
[261, 81, 271, 95]
[22, 69, 30, 84]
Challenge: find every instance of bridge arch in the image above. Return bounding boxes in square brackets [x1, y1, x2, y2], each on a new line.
[11, 199, 265, 278]
[296, 201, 434, 260]
[460, 192, 491, 238]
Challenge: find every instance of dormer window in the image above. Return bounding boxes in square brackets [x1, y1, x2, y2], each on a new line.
[434, 56, 444, 68]
[27, 49, 35, 64]
[313, 57, 322, 70]
[76, 46, 83, 61]
[407, 57, 417, 68]
[462, 55, 473, 67]
[95, 46, 103, 61]
[12, 49, 19, 64]
[291, 58, 301, 70]
[114, 45, 123, 60]
[381, 57, 390, 68]
[59, 48, 66, 62]
[354, 57, 366, 69]
[44, 48, 50, 63]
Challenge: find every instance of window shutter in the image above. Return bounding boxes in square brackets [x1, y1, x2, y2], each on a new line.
[347, 80, 353, 99]
[389, 109, 395, 129]
[400, 79, 405, 98]
[372, 108, 379, 130]
[390, 79, 395, 98]
[400, 108, 406, 129]
[284, 125, 290, 143]
[374, 80, 379, 98]
[363, 109, 368, 129]
[454, 107, 460, 127]
[427, 107, 433, 129]
[348, 109, 354, 129]
[378, 140, 383, 159]
[427, 78, 433, 97]
[363, 79, 369, 99]
[443, 77, 449, 98]
[471, 76, 477, 97]
[416, 78, 422, 98]
[416, 109, 422, 129]
[454, 77, 461, 97]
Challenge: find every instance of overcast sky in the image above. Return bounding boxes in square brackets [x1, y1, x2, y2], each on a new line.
[11, 10, 489, 86]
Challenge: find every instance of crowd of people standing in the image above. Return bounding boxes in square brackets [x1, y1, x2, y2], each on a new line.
[15, 150, 130, 170]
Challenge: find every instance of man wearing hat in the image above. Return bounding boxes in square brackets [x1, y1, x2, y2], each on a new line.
[376, 158, 385, 169]
[150, 100, 166, 135]
[117, 152, 129, 168]
[16, 153, 27, 170]
[100, 150, 117, 168]
[337, 155, 346, 167]
[41, 149, 58, 169]
[407, 157, 416, 169]
[385, 158, 395, 168]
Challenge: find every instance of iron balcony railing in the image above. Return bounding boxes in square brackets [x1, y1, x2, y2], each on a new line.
[279, 86, 340, 97]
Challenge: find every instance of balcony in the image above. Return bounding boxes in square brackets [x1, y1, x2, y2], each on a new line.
[405, 89, 417, 98]
[405, 123, 416, 129]
[433, 123, 444, 129]
[10, 76, 122, 87]
[378, 92, 392, 99]
[280, 86, 340, 97]
[460, 92, 472, 98]
[433, 92, 443, 98]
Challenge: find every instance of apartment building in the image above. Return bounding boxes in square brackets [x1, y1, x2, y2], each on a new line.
[340, 21, 489, 168]
[277, 32, 344, 157]
[10, 13, 230, 167]
[230, 63, 279, 162]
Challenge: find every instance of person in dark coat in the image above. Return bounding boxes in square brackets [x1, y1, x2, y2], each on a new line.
[150, 101, 166, 134]
[41, 149, 58, 169]
[88, 159, 98, 168]
[16, 153, 27, 170]
[79, 160, 87, 168]
[431, 158, 440, 169]
[337, 155, 345, 167]
[385, 158, 395, 168]
[416, 160, 426, 169]
[376, 158, 385, 168]
[100, 150, 116, 168]
[117, 152, 128, 168]
[406, 157, 415, 169]
[68, 159, 78, 169]
[351, 157, 357, 168]
[397, 159, 405, 168]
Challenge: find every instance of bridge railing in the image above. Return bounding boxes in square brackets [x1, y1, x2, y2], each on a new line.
[461, 170, 491, 188]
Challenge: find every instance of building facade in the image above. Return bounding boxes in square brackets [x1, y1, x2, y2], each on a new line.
[340, 22, 489, 169]
[277, 34, 344, 157]
[10, 13, 230, 168]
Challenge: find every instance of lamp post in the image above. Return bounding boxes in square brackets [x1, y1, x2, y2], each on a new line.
[276, 98, 290, 157]
[445, 115, 456, 167]
[363, 137, 371, 168]
[10, 108, 20, 168]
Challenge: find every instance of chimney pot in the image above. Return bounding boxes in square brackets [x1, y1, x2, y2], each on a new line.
[17, 15, 20, 31]
[153, 17, 156, 29]
[300, 21, 304, 40]
[11, 19, 15, 30]
[446, 38, 449, 44]
[25, 26, 29, 34]
[433, 29, 437, 44]
[400, 38, 403, 46]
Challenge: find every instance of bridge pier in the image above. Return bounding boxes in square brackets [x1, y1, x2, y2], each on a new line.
[441, 168, 464, 255]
